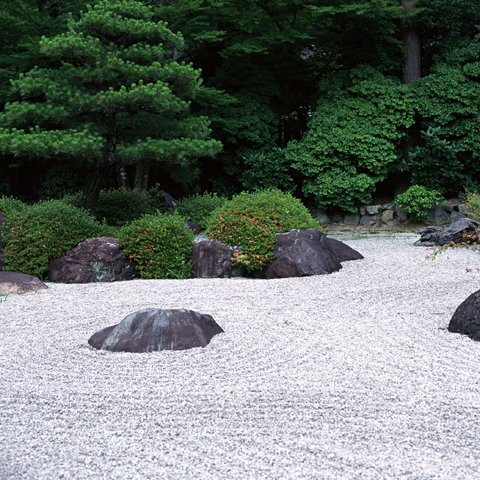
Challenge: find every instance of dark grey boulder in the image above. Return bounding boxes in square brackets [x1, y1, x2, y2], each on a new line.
[414, 218, 480, 246]
[450, 211, 466, 223]
[49, 237, 138, 283]
[0, 212, 5, 271]
[191, 239, 244, 278]
[88, 308, 223, 352]
[448, 290, 480, 341]
[264, 229, 342, 279]
[325, 237, 364, 262]
[426, 206, 450, 226]
[0, 271, 48, 295]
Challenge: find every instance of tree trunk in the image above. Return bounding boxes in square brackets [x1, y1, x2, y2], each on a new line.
[133, 162, 150, 191]
[395, 0, 421, 198]
[83, 122, 117, 212]
[82, 163, 105, 213]
[401, 1, 421, 85]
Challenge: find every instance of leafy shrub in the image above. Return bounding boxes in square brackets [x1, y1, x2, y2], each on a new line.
[0, 195, 28, 218]
[393, 185, 443, 222]
[240, 147, 296, 192]
[2, 200, 107, 278]
[176, 192, 227, 229]
[407, 126, 465, 196]
[287, 65, 414, 212]
[117, 213, 194, 279]
[62, 188, 156, 225]
[206, 189, 320, 272]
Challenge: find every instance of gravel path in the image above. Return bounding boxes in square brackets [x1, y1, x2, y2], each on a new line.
[2, 233, 480, 480]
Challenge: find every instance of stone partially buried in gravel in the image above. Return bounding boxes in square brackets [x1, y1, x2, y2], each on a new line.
[448, 290, 480, 341]
[88, 308, 223, 352]
[414, 218, 480, 246]
[264, 228, 342, 279]
[325, 237, 364, 262]
[0, 271, 48, 295]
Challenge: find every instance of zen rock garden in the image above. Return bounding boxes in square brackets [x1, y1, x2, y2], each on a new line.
[2, 217, 480, 350]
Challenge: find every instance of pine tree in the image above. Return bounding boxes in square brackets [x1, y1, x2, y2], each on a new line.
[0, 0, 222, 210]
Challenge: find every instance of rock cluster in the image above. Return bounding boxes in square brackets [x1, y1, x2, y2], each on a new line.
[89, 308, 223, 352]
[414, 219, 480, 246]
[312, 202, 470, 228]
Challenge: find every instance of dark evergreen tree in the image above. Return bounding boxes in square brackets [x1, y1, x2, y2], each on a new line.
[0, 0, 221, 210]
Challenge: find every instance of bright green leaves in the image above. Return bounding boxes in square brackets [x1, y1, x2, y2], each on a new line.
[287, 65, 414, 212]
[0, 127, 103, 159]
[39, 32, 103, 64]
[74, 0, 184, 50]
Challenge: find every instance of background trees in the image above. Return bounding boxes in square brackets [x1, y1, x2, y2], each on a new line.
[0, 0, 221, 210]
[1, 0, 480, 210]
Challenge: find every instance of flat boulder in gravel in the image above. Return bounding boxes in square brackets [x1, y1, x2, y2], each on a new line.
[264, 229, 342, 279]
[49, 237, 138, 283]
[0, 271, 47, 295]
[192, 239, 244, 278]
[414, 218, 479, 246]
[448, 290, 480, 341]
[325, 237, 364, 262]
[88, 308, 223, 352]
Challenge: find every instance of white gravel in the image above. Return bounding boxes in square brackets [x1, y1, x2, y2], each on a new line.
[2, 233, 480, 480]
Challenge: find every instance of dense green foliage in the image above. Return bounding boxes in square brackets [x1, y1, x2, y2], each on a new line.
[240, 148, 296, 192]
[117, 213, 194, 279]
[407, 127, 464, 195]
[412, 34, 480, 193]
[0, 195, 28, 218]
[393, 185, 442, 222]
[207, 189, 320, 272]
[175, 192, 227, 229]
[62, 188, 157, 226]
[2, 0, 480, 210]
[287, 65, 414, 212]
[1, 200, 106, 277]
[0, 0, 222, 210]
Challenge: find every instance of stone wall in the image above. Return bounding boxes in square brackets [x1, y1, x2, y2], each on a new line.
[311, 203, 471, 228]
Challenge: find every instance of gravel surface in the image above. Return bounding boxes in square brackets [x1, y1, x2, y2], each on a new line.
[2, 233, 480, 480]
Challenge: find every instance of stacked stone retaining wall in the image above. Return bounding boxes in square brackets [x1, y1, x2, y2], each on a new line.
[311, 203, 471, 228]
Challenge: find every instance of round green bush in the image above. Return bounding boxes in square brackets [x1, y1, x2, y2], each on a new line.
[393, 185, 443, 222]
[2, 199, 107, 278]
[117, 213, 194, 279]
[176, 192, 227, 229]
[0, 195, 28, 218]
[206, 189, 320, 272]
[62, 188, 156, 226]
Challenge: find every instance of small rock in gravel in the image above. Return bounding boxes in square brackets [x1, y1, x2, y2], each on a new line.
[0, 271, 48, 295]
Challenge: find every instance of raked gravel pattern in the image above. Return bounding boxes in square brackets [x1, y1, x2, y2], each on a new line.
[2, 233, 480, 480]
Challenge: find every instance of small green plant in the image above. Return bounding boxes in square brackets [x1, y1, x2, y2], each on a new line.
[393, 185, 443, 222]
[206, 189, 320, 272]
[0, 294, 8, 303]
[176, 192, 227, 229]
[2, 200, 107, 278]
[117, 213, 194, 279]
